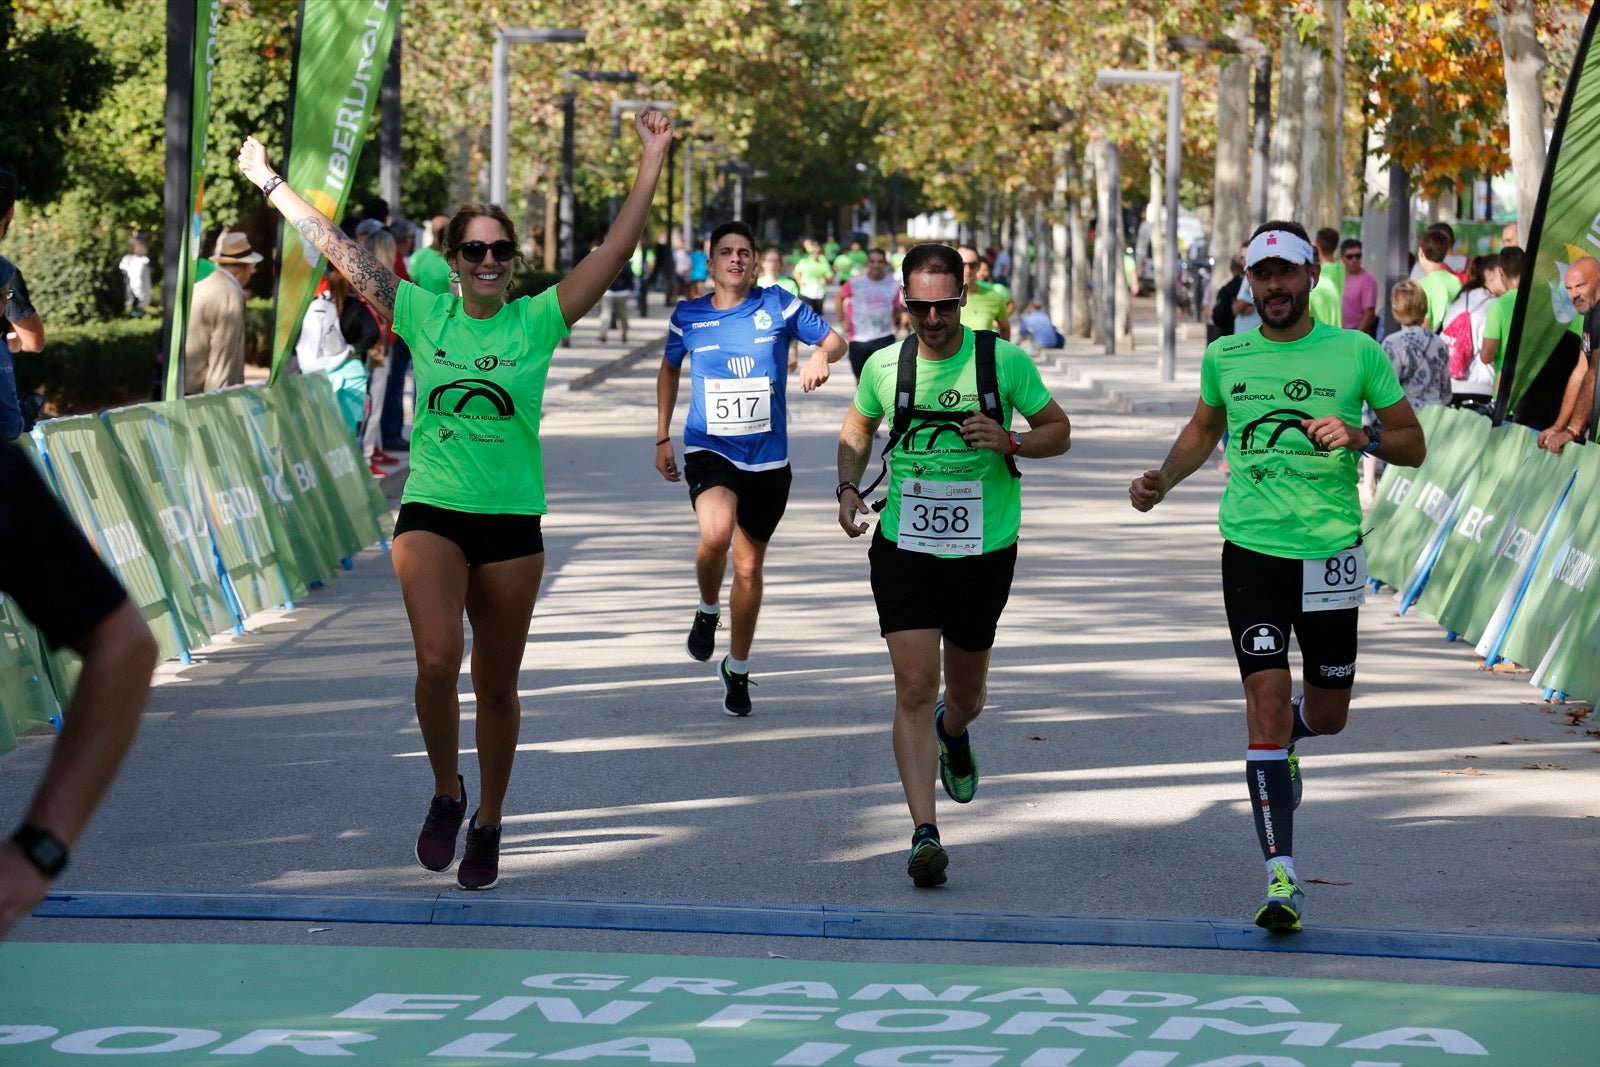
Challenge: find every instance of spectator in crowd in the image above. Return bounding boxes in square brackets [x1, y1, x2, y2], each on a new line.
[1477, 246, 1525, 387]
[295, 261, 380, 439]
[992, 246, 1012, 288]
[1231, 243, 1261, 335]
[1537, 256, 1600, 454]
[0, 168, 45, 439]
[597, 254, 633, 345]
[119, 233, 153, 316]
[1442, 254, 1498, 411]
[793, 238, 833, 317]
[1016, 299, 1063, 353]
[184, 230, 259, 395]
[379, 219, 418, 453]
[1415, 225, 1462, 331]
[688, 238, 709, 299]
[1211, 247, 1245, 341]
[0, 442, 159, 941]
[671, 232, 691, 303]
[408, 215, 453, 296]
[1308, 227, 1345, 328]
[1382, 280, 1451, 411]
[1339, 239, 1377, 335]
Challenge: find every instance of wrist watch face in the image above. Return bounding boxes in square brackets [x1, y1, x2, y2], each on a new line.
[15, 825, 67, 876]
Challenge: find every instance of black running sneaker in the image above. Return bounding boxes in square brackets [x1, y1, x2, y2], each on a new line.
[686, 608, 720, 661]
[720, 656, 753, 716]
[415, 774, 467, 872]
[457, 815, 501, 890]
[907, 823, 948, 887]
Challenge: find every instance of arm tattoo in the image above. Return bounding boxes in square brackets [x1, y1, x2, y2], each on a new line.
[291, 215, 398, 317]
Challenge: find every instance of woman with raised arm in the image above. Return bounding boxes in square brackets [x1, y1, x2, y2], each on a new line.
[238, 109, 672, 891]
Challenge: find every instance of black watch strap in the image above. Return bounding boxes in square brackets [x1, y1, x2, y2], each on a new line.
[12, 823, 68, 878]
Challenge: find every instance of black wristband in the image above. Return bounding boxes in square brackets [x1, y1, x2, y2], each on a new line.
[12, 823, 68, 878]
[656, 436, 670, 446]
[259, 175, 285, 197]
[836, 481, 858, 501]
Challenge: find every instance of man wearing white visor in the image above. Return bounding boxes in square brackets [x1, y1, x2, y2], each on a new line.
[1128, 220, 1425, 932]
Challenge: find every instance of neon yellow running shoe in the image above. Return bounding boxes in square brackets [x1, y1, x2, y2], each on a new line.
[1254, 859, 1305, 933]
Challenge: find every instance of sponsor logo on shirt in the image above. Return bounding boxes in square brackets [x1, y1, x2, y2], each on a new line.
[753, 310, 773, 331]
[752, 335, 778, 345]
[475, 354, 499, 372]
[728, 355, 756, 378]
[1231, 381, 1248, 395]
[426, 378, 516, 422]
[691, 319, 721, 329]
[693, 344, 722, 355]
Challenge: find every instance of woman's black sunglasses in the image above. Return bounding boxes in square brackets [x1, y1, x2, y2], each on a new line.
[457, 240, 517, 264]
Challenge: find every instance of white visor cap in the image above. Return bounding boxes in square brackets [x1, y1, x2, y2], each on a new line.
[1245, 230, 1317, 269]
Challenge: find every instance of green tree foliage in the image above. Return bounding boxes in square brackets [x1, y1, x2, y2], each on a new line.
[0, 0, 107, 204]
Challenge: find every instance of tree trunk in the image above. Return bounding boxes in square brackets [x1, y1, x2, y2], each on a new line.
[1497, 0, 1548, 239]
[1213, 53, 1251, 258]
[1051, 146, 1073, 336]
[1268, 27, 1304, 221]
[1091, 136, 1109, 344]
[1070, 146, 1093, 339]
[1300, 35, 1333, 230]
[1329, 0, 1346, 219]
[1251, 51, 1272, 228]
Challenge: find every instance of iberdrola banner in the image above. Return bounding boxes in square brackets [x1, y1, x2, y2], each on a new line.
[1499, 2, 1600, 420]
[269, 0, 401, 384]
[163, 0, 221, 401]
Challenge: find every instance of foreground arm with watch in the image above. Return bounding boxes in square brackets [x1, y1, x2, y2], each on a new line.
[0, 447, 159, 940]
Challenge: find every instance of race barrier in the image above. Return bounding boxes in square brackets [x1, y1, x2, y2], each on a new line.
[1365, 404, 1600, 708]
[0, 374, 393, 755]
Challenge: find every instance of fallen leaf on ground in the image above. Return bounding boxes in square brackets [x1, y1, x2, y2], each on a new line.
[1453, 754, 1478, 759]
[1029, 735, 1045, 741]
[1304, 877, 1352, 886]
[1522, 762, 1567, 770]
[1440, 767, 1486, 775]
[1562, 706, 1593, 725]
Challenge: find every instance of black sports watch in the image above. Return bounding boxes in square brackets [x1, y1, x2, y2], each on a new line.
[1360, 425, 1382, 455]
[12, 824, 69, 878]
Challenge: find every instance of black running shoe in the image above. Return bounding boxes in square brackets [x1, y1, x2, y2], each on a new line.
[907, 823, 948, 887]
[720, 656, 753, 716]
[686, 608, 720, 661]
[457, 815, 501, 890]
[415, 775, 467, 872]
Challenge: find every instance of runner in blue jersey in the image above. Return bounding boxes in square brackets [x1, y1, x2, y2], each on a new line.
[656, 220, 847, 715]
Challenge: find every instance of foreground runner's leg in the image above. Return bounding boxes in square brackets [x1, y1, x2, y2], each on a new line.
[937, 644, 989, 803]
[1245, 668, 1302, 932]
[456, 551, 543, 891]
[887, 629, 947, 884]
[394, 532, 471, 872]
[688, 487, 736, 662]
[720, 527, 768, 715]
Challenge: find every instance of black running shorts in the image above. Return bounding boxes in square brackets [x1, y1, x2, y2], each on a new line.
[869, 527, 1017, 652]
[394, 502, 544, 566]
[684, 449, 792, 544]
[1221, 540, 1358, 689]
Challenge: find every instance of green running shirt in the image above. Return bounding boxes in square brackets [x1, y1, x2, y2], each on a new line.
[392, 282, 570, 515]
[1200, 321, 1406, 558]
[854, 328, 1052, 556]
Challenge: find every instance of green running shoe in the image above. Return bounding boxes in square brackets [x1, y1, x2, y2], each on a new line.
[907, 825, 948, 887]
[1254, 859, 1305, 933]
[935, 701, 978, 804]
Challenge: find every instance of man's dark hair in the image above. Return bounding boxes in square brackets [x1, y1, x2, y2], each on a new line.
[1249, 219, 1309, 243]
[901, 243, 963, 287]
[361, 196, 390, 223]
[1315, 227, 1340, 256]
[1426, 221, 1455, 244]
[1339, 237, 1362, 255]
[1419, 227, 1452, 264]
[708, 220, 755, 252]
[0, 168, 15, 218]
[1497, 245, 1525, 282]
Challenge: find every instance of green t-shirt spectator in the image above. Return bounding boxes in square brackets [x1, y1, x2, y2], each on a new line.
[408, 245, 453, 296]
[1309, 260, 1345, 328]
[794, 255, 832, 301]
[1200, 321, 1406, 559]
[1418, 268, 1463, 331]
[853, 328, 1051, 556]
[1482, 288, 1521, 375]
[961, 280, 1009, 332]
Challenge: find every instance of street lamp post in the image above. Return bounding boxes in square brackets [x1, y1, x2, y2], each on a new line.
[559, 70, 637, 272]
[1096, 68, 1182, 383]
[491, 27, 585, 208]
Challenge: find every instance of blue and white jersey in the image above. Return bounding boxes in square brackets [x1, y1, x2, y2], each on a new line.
[665, 286, 830, 470]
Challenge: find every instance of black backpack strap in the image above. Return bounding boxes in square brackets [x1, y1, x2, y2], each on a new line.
[858, 335, 921, 507]
[974, 330, 1020, 479]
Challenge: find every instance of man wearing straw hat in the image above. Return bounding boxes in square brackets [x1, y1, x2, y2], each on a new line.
[185, 229, 261, 394]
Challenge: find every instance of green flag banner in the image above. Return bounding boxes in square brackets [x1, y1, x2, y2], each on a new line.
[164, 0, 221, 401]
[103, 403, 240, 643]
[1500, 445, 1600, 673]
[1500, 4, 1600, 418]
[269, 0, 402, 384]
[33, 418, 188, 663]
[183, 394, 300, 614]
